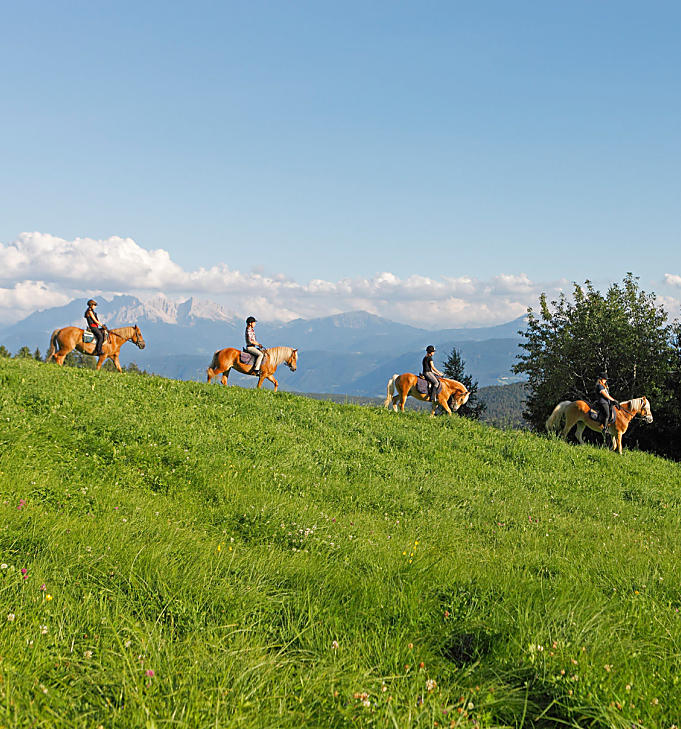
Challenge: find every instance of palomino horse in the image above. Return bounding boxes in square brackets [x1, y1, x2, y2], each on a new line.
[206, 346, 298, 392]
[545, 397, 653, 454]
[384, 373, 470, 417]
[46, 326, 146, 372]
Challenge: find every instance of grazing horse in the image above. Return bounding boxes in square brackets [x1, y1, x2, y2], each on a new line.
[206, 346, 298, 392]
[384, 373, 470, 417]
[545, 397, 653, 454]
[46, 325, 146, 372]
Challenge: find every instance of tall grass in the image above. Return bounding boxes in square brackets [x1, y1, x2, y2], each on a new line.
[1, 357, 681, 728]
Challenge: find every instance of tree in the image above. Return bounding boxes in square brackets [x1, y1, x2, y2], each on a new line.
[15, 346, 32, 359]
[442, 346, 487, 419]
[0, 345, 10, 358]
[33, 348, 43, 362]
[513, 274, 675, 453]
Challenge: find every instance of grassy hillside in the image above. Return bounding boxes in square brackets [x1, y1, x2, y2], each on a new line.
[1, 358, 681, 728]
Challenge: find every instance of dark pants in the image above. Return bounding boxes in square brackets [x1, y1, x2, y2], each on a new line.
[90, 327, 104, 354]
[424, 372, 439, 402]
[597, 398, 611, 427]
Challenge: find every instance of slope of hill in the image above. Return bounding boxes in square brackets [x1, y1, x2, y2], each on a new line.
[4, 358, 677, 727]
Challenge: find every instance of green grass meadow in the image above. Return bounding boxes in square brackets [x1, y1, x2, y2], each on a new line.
[2, 357, 681, 728]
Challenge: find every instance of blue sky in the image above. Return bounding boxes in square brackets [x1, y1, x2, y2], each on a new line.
[1, 1, 680, 325]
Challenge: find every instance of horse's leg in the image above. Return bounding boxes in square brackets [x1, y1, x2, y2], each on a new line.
[96, 354, 106, 371]
[220, 367, 230, 386]
[265, 374, 278, 392]
[575, 421, 586, 444]
[433, 392, 451, 417]
[113, 354, 122, 373]
[561, 412, 575, 440]
[392, 395, 399, 412]
[399, 388, 409, 412]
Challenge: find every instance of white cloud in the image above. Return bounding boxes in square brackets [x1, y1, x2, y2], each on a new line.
[0, 232, 567, 327]
[664, 273, 681, 288]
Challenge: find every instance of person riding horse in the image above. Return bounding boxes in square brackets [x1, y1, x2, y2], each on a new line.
[245, 316, 265, 376]
[422, 345, 444, 402]
[84, 299, 106, 356]
[595, 373, 618, 429]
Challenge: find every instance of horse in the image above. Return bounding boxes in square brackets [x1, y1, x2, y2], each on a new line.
[545, 396, 653, 454]
[206, 346, 298, 392]
[46, 325, 146, 372]
[384, 373, 470, 417]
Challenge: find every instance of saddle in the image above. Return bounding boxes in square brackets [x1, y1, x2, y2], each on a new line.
[82, 328, 109, 345]
[416, 374, 441, 397]
[240, 348, 267, 372]
[588, 403, 617, 426]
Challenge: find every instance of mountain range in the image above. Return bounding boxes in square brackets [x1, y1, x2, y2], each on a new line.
[0, 295, 527, 395]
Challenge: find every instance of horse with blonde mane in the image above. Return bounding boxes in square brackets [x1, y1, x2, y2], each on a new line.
[206, 346, 298, 391]
[46, 325, 146, 372]
[384, 373, 470, 416]
[545, 396, 653, 454]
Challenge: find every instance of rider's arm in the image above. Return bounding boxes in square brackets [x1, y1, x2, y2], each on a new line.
[433, 366, 444, 376]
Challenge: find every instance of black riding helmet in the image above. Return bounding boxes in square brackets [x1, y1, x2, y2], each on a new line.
[87, 299, 97, 307]
[426, 345, 435, 353]
[246, 316, 257, 324]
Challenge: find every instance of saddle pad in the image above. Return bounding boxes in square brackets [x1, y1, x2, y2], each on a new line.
[588, 407, 616, 425]
[240, 350, 255, 366]
[82, 330, 95, 343]
[416, 375, 441, 396]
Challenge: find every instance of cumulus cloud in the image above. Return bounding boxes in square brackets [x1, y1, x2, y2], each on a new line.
[0, 232, 566, 327]
[664, 273, 681, 288]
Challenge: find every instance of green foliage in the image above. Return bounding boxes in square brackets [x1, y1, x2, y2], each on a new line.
[0, 344, 10, 358]
[33, 347, 43, 362]
[14, 345, 32, 359]
[442, 347, 486, 419]
[514, 274, 674, 450]
[2, 357, 681, 728]
[478, 382, 528, 429]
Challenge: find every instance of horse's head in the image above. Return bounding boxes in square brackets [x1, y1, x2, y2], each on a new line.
[286, 348, 298, 372]
[640, 397, 653, 423]
[447, 381, 470, 411]
[133, 325, 146, 350]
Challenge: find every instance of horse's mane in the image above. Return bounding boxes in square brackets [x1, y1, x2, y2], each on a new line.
[267, 346, 294, 366]
[621, 397, 645, 413]
[108, 326, 137, 340]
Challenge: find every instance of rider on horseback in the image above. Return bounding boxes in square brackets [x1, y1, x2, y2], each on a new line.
[245, 316, 265, 376]
[595, 373, 618, 429]
[84, 299, 106, 356]
[422, 345, 443, 402]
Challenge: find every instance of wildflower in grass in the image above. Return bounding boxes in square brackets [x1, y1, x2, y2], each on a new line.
[408, 643, 413, 650]
[45, 594, 53, 601]
[39, 584, 46, 591]
[146, 669, 155, 677]
[419, 662, 425, 669]
[444, 611, 450, 618]
[84, 650, 93, 659]
[124, 640, 132, 648]
[331, 640, 339, 650]
[1, 564, 7, 569]
[604, 664, 612, 672]
[21, 568, 27, 575]
[7, 613, 15, 622]
[426, 678, 437, 692]
[40, 625, 48, 634]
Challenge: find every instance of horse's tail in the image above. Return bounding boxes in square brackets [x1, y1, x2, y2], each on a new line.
[46, 329, 61, 362]
[206, 349, 221, 382]
[546, 401, 571, 432]
[384, 374, 399, 408]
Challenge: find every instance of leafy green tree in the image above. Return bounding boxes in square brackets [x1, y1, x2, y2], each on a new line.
[0, 345, 10, 358]
[513, 274, 674, 452]
[15, 346, 33, 359]
[33, 348, 43, 362]
[442, 346, 486, 419]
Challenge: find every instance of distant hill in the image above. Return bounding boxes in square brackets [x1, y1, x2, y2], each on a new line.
[0, 294, 527, 392]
